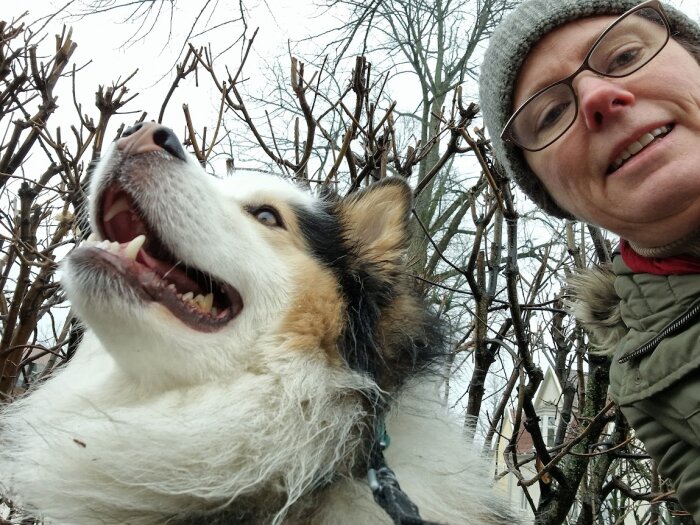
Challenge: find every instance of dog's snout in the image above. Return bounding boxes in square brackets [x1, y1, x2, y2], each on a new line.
[117, 122, 187, 162]
[121, 122, 145, 138]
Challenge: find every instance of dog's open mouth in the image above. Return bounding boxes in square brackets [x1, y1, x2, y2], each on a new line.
[83, 184, 243, 331]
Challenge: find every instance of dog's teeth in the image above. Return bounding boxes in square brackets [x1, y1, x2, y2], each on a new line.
[104, 197, 131, 222]
[167, 284, 177, 292]
[202, 293, 213, 312]
[86, 232, 99, 243]
[182, 292, 194, 302]
[110, 242, 121, 253]
[211, 307, 218, 316]
[192, 293, 214, 312]
[193, 294, 205, 308]
[98, 240, 110, 250]
[124, 235, 146, 260]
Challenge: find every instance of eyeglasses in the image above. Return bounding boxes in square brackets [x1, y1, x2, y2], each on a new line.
[501, 0, 670, 152]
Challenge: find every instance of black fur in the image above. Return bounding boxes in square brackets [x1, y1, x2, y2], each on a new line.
[294, 200, 389, 379]
[293, 185, 445, 392]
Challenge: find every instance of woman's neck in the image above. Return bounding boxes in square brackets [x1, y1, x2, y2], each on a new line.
[628, 228, 700, 258]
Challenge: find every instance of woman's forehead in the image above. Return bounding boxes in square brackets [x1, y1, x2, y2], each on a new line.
[513, 15, 619, 107]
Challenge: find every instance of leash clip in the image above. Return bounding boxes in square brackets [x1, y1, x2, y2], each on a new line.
[367, 418, 439, 525]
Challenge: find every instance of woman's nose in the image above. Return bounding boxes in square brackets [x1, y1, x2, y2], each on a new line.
[576, 75, 635, 130]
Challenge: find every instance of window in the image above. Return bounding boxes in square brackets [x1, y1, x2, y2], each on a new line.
[542, 415, 558, 447]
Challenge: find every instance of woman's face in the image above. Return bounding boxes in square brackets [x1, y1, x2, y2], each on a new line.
[515, 15, 700, 248]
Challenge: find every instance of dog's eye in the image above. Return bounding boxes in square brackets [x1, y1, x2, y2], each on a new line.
[252, 207, 284, 228]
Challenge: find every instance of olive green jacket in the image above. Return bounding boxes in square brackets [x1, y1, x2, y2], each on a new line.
[569, 255, 700, 521]
[569, 254, 700, 406]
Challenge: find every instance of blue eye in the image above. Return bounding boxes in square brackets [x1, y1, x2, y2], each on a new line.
[252, 207, 283, 228]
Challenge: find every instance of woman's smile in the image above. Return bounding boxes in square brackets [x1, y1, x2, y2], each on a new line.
[517, 15, 700, 247]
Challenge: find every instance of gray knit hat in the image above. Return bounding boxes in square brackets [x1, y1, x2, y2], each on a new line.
[479, 0, 700, 219]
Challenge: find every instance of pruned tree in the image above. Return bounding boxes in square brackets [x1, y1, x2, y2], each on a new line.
[0, 1, 697, 523]
[0, 15, 138, 398]
[311, 0, 518, 269]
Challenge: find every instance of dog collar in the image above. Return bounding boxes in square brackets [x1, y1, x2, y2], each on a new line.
[367, 418, 440, 525]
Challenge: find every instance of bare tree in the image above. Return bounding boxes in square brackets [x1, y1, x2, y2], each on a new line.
[0, 15, 138, 398]
[311, 0, 517, 267]
[61, 0, 249, 62]
[0, 2, 696, 523]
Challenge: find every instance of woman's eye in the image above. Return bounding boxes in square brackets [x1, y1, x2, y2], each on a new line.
[253, 207, 283, 228]
[605, 47, 642, 74]
[537, 101, 570, 132]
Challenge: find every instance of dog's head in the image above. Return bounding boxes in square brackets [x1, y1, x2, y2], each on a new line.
[63, 122, 442, 391]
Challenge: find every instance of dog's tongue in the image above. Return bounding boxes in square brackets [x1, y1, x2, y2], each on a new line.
[102, 188, 147, 243]
[137, 250, 204, 296]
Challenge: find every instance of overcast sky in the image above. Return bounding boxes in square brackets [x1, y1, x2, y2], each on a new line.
[5, 0, 700, 174]
[7, 2, 322, 121]
[6, 0, 700, 113]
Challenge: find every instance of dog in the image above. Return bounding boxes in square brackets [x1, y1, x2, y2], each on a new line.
[0, 122, 522, 524]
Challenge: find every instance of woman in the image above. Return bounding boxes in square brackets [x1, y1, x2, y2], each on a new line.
[480, 0, 700, 520]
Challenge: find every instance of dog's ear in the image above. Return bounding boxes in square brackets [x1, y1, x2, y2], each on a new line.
[339, 177, 412, 262]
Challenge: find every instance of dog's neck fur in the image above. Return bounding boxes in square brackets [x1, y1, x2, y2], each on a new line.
[2, 331, 377, 525]
[1, 331, 522, 525]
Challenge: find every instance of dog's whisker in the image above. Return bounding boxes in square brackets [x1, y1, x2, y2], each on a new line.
[161, 261, 182, 281]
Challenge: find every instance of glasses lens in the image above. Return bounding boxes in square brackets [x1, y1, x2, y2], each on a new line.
[509, 83, 577, 151]
[589, 7, 669, 77]
[505, 4, 669, 151]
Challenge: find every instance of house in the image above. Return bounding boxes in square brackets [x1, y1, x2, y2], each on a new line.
[494, 366, 567, 517]
[492, 366, 682, 524]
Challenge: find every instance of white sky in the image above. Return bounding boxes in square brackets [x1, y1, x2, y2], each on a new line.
[3, 0, 700, 181]
[5, 0, 700, 159]
[5, 1, 330, 147]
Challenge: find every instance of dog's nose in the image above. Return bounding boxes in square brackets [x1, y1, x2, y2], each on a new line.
[117, 122, 187, 162]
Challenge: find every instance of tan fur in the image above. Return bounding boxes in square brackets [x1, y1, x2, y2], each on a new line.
[377, 293, 427, 362]
[339, 180, 411, 270]
[566, 265, 627, 355]
[279, 259, 345, 363]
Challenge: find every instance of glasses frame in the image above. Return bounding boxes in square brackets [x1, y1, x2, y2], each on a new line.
[501, 0, 670, 152]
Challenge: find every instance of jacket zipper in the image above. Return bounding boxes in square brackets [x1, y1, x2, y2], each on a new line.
[618, 300, 700, 364]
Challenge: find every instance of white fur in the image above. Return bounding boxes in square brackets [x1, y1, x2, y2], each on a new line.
[0, 140, 520, 524]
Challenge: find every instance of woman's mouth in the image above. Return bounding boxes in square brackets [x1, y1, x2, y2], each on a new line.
[608, 124, 674, 174]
